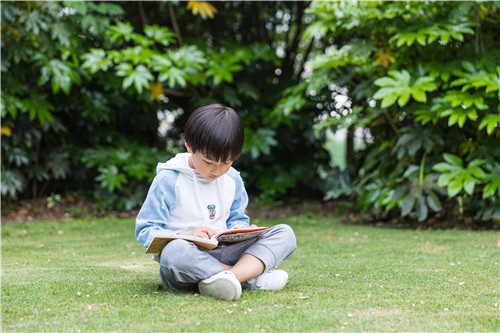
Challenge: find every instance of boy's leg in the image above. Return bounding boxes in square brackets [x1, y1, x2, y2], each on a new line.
[159, 239, 223, 290]
[160, 225, 296, 291]
[213, 224, 297, 281]
[243, 224, 296, 272]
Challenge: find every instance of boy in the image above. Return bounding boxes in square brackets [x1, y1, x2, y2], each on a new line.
[135, 104, 296, 300]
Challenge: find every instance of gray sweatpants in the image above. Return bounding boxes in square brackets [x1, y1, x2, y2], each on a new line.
[159, 224, 296, 290]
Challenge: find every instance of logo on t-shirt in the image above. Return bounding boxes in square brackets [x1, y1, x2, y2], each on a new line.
[207, 204, 216, 220]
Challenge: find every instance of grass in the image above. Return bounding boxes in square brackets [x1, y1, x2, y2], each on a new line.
[1, 213, 499, 332]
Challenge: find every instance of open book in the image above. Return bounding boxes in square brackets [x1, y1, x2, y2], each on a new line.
[146, 227, 269, 253]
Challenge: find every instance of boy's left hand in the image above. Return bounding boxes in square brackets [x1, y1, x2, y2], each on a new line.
[188, 226, 217, 239]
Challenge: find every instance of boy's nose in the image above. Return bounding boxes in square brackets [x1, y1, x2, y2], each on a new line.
[214, 163, 228, 175]
[212, 164, 222, 174]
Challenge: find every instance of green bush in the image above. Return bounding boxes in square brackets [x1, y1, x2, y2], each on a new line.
[81, 142, 176, 210]
[278, 1, 500, 222]
[2, 1, 333, 209]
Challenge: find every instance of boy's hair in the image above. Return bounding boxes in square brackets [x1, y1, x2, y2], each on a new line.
[184, 104, 245, 162]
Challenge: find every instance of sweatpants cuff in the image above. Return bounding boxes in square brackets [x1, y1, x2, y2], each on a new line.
[244, 243, 276, 271]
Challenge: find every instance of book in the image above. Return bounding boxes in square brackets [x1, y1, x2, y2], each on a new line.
[145, 227, 269, 253]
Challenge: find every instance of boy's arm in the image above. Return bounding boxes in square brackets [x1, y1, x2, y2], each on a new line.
[135, 171, 178, 248]
[226, 170, 251, 230]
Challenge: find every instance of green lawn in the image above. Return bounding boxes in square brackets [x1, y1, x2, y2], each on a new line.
[1, 214, 499, 332]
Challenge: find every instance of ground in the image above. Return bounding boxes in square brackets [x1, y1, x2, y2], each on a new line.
[2, 195, 497, 231]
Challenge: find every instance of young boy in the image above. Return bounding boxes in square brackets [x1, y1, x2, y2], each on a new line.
[135, 104, 296, 300]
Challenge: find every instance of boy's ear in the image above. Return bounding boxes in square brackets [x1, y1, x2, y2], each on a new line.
[184, 140, 193, 153]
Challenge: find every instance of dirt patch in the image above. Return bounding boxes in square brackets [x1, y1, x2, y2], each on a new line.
[345, 208, 499, 231]
[2, 196, 497, 231]
[1, 194, 138, 224]
[1, 196, 338, 224]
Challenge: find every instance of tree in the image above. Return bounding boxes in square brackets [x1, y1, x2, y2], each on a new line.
[276, 1, 500, 222]
[2, 1, 332, 210]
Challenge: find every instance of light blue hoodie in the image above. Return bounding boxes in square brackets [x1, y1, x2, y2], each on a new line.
[135, 153, 250, 250]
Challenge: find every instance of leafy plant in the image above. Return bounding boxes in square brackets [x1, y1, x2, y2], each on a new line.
[373, 70, 438, 107]
[299, 0, 500, 223]
[81, 142, 174, 210]
[480, 162, 500, 199]
[392, 158, 446, 222]
[433, 154, 485, 198]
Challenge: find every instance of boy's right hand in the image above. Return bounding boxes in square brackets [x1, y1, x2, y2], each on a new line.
[189, 226, 217, 239]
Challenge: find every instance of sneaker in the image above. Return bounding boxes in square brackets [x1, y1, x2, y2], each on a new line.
[242, 270, 288, 291]
[198, 271, 242, 300]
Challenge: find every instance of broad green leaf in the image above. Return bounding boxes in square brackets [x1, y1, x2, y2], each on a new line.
[65, 1, 88, 15]
[91, 2, 124, 15]
[81, 49, 112, 74]
[381, 92, 399, 108]
[51, 22, 71, 47]
[479, 113, 500, 135]
[426, 191, 442, 211]
[96, 165, 127, 192]
[107, 22, 134, 43]
[372, 87, 394, 100]
[125, 65, 153, 93]
[166, 67, 187, 88]
[398, 89, 410, 107]
[483, 183, 497, 199]
[463, 177, 476, 195]
[81, 15, 110, 36]
[447, 179, 463, 197]
[411, 89, 427, 103]
[144, 24, 176, 46]
[401, 193, 416, 216]
[437, 172, 454, 187]
[39, 59, 77, 95]
[374, 77, 398, 87]
[417, 197, 428, 222]
[373, 70, 435, 107]
[22, 95, 54, 124]
[172, 45, 207, 69]
[116, 62, 133, 77]
[443, 153, 463, 167]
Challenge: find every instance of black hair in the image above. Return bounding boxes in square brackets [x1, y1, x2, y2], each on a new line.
[184, 104, 245, 162]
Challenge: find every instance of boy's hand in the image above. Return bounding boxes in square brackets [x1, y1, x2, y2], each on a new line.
[189, 226, 217, 239]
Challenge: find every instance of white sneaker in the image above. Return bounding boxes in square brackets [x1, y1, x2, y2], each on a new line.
[242, 270, 288, 291]
[198, 271, 242, 300]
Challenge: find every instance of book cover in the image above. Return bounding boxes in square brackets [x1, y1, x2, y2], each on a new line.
[146, 227, 269, 253]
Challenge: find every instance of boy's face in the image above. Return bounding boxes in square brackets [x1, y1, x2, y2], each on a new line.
[185, 142, 233, 181]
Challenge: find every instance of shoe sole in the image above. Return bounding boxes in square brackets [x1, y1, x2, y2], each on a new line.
[199, 276, 242, 300]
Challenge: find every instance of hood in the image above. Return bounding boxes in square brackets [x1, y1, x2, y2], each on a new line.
[156, 153, 209, 182]
[157, 153, 192, 174]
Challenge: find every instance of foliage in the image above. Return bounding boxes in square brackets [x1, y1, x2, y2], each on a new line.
[3, 0, 499, 223]
[1, 1, 165, 207]
[373, 70, 437, 107]
[279, 1, 500, 222]
[2, 1, 330, 209]
[81, 142, 173, 210]
[433, 153, 485, 198]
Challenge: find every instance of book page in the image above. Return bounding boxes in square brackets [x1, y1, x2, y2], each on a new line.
[216, 227, 268, 243]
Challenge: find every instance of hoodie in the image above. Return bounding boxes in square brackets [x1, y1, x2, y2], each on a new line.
[135, 153, 250, 250]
